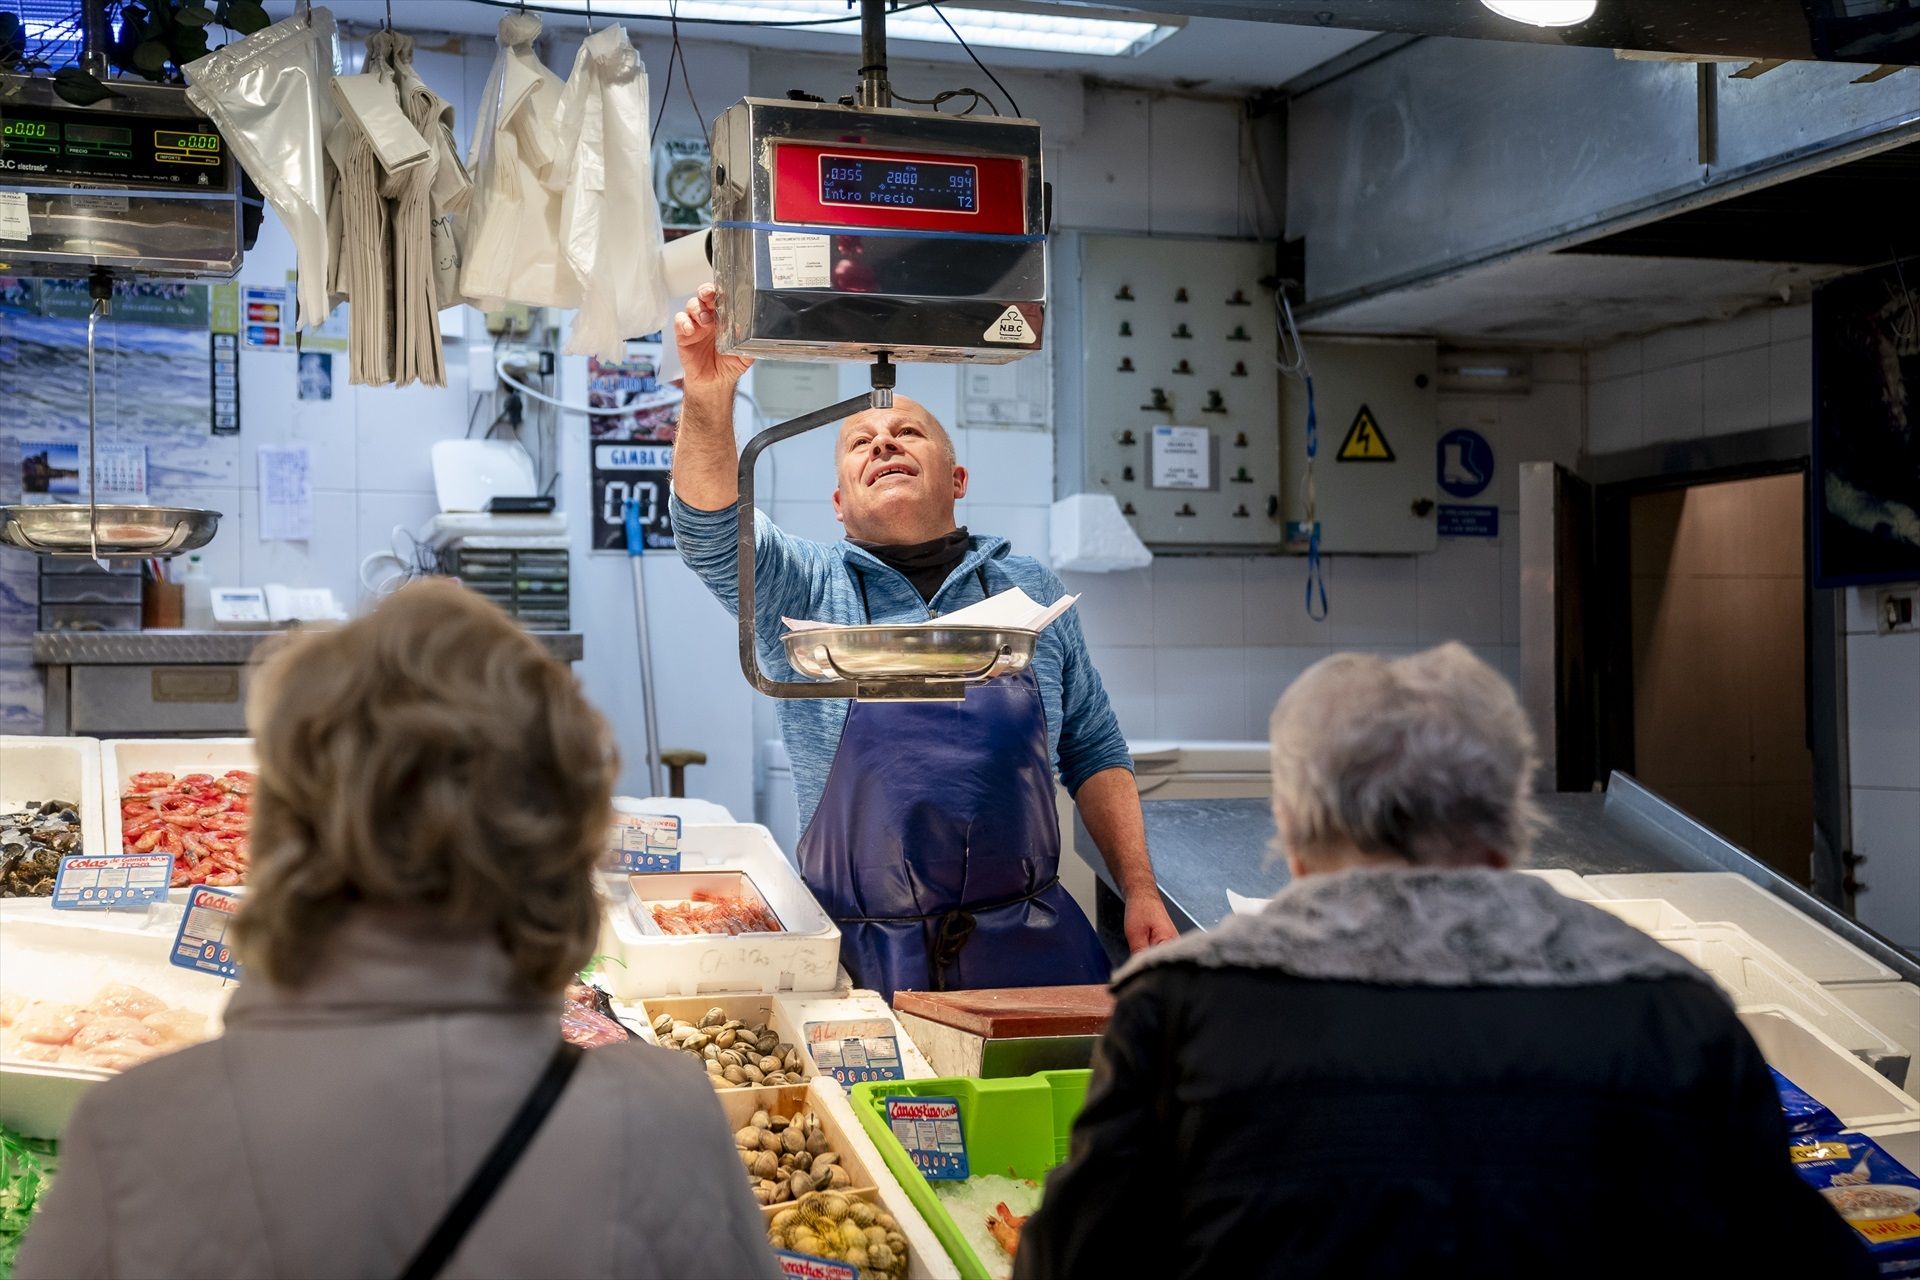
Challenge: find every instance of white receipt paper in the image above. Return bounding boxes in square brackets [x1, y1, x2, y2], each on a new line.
[257, 444, 314, 541]
[0, 192, 29, 242]
[1227, 890, 1272, 917]
[767, 232, 832, 288]
[784, 586, 1078, 634]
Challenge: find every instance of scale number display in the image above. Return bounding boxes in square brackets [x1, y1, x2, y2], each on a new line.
[819, 154, 977, 212]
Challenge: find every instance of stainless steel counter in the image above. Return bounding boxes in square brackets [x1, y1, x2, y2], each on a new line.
[1077, 772, 1919, 984]
[33, 629, 585, 735]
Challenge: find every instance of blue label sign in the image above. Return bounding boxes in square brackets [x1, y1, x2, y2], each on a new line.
[609, 813, 682, 872]
[1437, 504, 1499, 538]
[886, 1095, 969, 1180]
[52, 854, 171, 910]
[806, 1020, 906, 1086]
[169, 885, 242, 980]
[1436, 428, 1494, 500]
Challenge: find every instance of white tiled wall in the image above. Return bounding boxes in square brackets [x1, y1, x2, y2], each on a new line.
[1059, 353, 1585, 739]
[1585, 304, 1814, 451]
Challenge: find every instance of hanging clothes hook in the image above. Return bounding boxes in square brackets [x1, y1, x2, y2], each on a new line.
[384, 0, 393, 31]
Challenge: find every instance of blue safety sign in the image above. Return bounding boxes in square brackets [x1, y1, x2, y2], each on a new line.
[1436, 428, 1494, 500]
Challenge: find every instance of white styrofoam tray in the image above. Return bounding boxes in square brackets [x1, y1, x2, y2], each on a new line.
[775, 990, 938, 1083]
[1, 734, 107, 861]
[598, 823, 841, 999]
[1741, 1005, 1919, 1131]
[1657, 923, 1906, 1064]
[0, 911, 235, 1138]
[101, 737, 257, 858]
[804, 1075, 960, 1280]
[1587, 897, 1696, 933]
[1518, 868, 1605, 901]
[1587, 872, 1898, 984]
[1826, 983, 1920, 1093]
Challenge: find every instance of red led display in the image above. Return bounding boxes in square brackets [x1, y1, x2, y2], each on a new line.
[772, 141, 1028, 236]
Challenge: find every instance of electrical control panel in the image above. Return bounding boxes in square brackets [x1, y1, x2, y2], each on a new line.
[1279, 338, 1438, 555]
[1053, 234, 1283, 551]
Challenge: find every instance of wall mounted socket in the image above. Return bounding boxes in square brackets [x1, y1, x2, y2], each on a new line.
[1877, 587, 1917, 634]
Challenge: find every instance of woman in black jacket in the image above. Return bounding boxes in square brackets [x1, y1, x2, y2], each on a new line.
[1016, 644, 1869, 1280]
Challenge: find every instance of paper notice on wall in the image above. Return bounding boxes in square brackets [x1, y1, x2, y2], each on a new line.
[752, 360, 842, 421]
[1149, 425, 1213, 490]
[960, 356, 1048, 430]
[767, 232, 831, 288]
[257, 444, 313, 541]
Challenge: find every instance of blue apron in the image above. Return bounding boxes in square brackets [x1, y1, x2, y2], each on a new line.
[794, 568, 1111, 1001]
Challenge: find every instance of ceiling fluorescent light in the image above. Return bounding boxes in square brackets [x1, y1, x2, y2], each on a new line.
[1480, 1, 1598, 27]
[572, 2, 1182, 58]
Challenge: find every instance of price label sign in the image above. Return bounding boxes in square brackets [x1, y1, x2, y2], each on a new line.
[886, 1095, 969, 1180]
[609, 813, 682, 872]
[775, 1251, 859, 1280]
[169, 885, 242, 980]
[805, 1019, 905, 1086]
[52, 854, 171, 910]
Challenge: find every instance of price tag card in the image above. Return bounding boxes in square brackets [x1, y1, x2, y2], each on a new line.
[169, 885, 242, 980]
[609, 813, 682, 872]
[805, 1019, 905, 1086]
[52, 854, 171, 910]
[775, 1251, 858, 1280]
[885, 1095, 969, 1180]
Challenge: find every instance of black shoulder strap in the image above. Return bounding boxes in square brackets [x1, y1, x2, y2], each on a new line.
[398, 1041, 585, 1280]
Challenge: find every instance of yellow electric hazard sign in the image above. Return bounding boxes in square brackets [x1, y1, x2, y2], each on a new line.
[1337, 404, 1394, 462]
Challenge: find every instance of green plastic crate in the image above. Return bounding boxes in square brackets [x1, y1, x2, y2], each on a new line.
[851, 1072, 1089, 1280]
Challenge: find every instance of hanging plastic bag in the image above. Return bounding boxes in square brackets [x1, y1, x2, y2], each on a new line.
[183, 8, 340, 330]
[380, 30, 457, 387]
[323, 32, 398, 386]
[546, 23, 669, 362]
[462, 12, 578, 312]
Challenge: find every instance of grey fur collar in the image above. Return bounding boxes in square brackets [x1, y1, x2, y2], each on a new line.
[1116, 867, 1713, 990]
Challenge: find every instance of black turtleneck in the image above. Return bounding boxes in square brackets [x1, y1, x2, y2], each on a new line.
[851, 527, 971, 604]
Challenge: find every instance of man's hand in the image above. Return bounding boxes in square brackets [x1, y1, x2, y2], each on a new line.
[673, 283, 753, 392]
[1123, 892, 1179, 953]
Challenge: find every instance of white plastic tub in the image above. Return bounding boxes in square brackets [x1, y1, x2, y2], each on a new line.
[1826, 983, 1920, 1093]
[1587, 872, 1897, 984]
[1740, 1005, 1919, 1131]
[100, 737, 257, 857]
[1518, 868, 1604, 900]
[0, 911, 235, 1137]
[1657, 923, 1906, 1065]
[599, 823, 841, 999]
[1, 734, 107, 862]
[775, 990, 938, 1083]
[1587, 897, 1696, 934]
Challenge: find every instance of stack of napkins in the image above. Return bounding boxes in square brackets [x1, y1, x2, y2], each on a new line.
[784, 587, 1079, 634]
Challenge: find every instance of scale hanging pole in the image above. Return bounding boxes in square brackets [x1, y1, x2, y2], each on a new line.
[857, 0, 891, 109]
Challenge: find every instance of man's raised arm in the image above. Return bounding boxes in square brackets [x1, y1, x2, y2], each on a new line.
[670, 283, 754, 512]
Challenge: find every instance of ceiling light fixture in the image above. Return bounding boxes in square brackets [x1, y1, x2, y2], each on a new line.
[554, 2, 1182, 58]
[1480, 1, 1599, 28]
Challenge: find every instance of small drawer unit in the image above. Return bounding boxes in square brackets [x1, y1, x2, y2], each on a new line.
[438, 538, 570, 631]
[38, 561, 143, 630]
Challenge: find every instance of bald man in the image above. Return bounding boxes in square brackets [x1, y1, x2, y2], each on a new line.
[670, 285, 1177, 1000]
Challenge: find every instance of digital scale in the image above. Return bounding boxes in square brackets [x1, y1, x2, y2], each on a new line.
[711, 1, 1051, 702]
[0, 76, 244, 280]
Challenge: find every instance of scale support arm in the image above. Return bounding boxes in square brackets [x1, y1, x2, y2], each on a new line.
[735, 362, 895, 700]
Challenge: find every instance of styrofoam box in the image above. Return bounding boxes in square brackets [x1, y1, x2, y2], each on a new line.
[775, 990, 938, 1082]
[0, 912, 235, 1137]
[1740, 1005, 1919, 1130]
[1855, 1123, 1920, 1176]
[1827, 983, 1920, 1094]
[1, 735, 107, 860]
[1588, 898, 1696, 933]
[630, 993, 813, 1087]
[1587, 872, 1898, 984]
[1657, 923, 1906, 1064]
[1518, 868, 1604, 900]
[598, 823, 841, 999]
[101, 737, 257, 857]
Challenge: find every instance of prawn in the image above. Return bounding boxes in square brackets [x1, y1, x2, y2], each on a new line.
[987, 1203, 1029, 1258]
